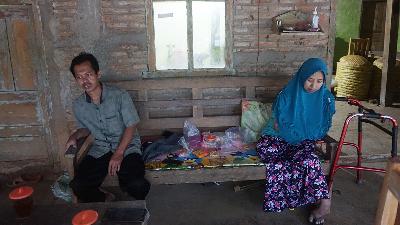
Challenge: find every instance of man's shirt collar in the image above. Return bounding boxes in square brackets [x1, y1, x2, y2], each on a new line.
[85, 83, 105, 104]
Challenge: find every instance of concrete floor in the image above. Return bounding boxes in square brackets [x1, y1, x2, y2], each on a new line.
[0, 101, 399, 225]
[0, 170, 386, 225]
[146, 170, 384, 225]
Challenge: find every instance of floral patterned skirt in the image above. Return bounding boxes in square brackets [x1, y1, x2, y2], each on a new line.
[256, 135, 329, 212]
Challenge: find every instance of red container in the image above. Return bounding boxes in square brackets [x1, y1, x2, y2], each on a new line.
[9, 186, 34, 218]
[72, 209, 98, 225]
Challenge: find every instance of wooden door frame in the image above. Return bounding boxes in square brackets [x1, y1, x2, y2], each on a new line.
[29, 1, 71, 170]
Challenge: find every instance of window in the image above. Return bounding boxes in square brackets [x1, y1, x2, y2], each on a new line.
[147, 0, 232, 75]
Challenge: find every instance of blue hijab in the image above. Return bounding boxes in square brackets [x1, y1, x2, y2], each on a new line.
[262, 58, 335, 144]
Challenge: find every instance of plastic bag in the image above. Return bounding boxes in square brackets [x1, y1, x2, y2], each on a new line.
[178, 136, 192, 153]
[225, 127, 243, 141]
[202, 132, 220, 148]
[240, 100, 272, 142]
[182, 120, 202, 149]
[50, 171, 73, 203]
[220, 127, 246, 154]
[241, 127, 255, 144]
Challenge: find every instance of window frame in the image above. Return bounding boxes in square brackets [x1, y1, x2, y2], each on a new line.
[145, 0, 234, 78]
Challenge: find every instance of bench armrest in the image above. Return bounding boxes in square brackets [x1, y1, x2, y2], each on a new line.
[317, 135, 338, 160]
[64, 135, 94, 177]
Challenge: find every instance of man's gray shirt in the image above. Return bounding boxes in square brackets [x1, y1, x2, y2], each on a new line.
[73, 84, 141, 158]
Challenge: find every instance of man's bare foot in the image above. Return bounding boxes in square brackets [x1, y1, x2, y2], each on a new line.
[309, 198, 331, 224]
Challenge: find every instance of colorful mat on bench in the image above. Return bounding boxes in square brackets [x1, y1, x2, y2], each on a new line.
[145, 145, 265, 170]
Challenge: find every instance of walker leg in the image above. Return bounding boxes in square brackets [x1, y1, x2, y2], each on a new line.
[356, 152, 362, 184]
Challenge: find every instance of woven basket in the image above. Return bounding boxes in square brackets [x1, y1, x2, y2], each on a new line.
[369, 57, 400, 99]
[336, 55, 372, 100]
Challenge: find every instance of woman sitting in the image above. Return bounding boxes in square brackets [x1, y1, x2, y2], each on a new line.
[256, 58, 335, 225]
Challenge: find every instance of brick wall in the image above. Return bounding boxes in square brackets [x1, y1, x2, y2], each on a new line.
[50, 4, 332, 77]
[46, 0, 333, 130]
[233, 0, 331, 74]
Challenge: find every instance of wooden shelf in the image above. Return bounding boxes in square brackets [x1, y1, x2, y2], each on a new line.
[279, 31, 324, 36]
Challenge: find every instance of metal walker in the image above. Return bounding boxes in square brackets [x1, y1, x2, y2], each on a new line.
[328, 97, 398, 190]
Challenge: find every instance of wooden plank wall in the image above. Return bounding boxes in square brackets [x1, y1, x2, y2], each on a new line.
[0, 6, 48, 163]
[0, 19, 14, 91]
[360, 0, 387, 52]
[110, 76, 289, 136]
[0, 93, 47, 161]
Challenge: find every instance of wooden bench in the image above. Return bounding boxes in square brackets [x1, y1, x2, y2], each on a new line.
[64, 76, 338, 186]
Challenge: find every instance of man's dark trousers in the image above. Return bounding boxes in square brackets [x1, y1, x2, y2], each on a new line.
[70, 152, 151, 202]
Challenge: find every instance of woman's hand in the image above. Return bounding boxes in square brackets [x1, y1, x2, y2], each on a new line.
[108, 150, 124, 176]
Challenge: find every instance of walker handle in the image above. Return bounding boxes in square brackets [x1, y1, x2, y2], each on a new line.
[335, 97, 379, 115]
[362, 113, 382, 119]
[335, 97, 347, 102]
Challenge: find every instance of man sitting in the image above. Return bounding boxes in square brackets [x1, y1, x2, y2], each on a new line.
[65, 52, 150, 202]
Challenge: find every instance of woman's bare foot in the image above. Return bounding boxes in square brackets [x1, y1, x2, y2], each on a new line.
[309, 198, 331, 224]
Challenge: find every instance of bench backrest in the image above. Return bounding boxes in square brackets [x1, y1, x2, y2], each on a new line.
[109, 76, 288, 136]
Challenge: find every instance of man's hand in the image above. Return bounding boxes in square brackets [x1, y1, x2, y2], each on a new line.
[108, 150, 124, 176]
[64, 128, 90, 153]
[107, 125, 135, 176]
[65, 136, 77, 152]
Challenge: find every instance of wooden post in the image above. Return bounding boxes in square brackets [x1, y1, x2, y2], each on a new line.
[327, 0, 337, 89]
[375, 157, 400, 225]
[187, 0, 193, 70]
[146, 0, 156, 71]
[380, 0, 399, 106]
